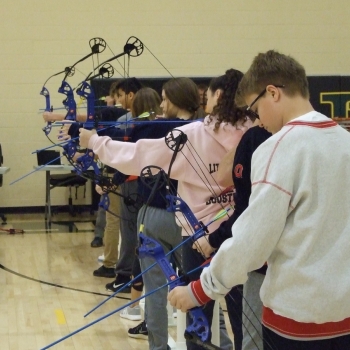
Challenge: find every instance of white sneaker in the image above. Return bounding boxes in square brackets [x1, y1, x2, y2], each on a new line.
[98, 254, 104, 262]
[120, 306, 142, 321]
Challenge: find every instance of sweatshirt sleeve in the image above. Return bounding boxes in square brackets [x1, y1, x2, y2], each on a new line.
[192, 143, 292, 301]
[88, 133, 180, 178]
[207, 211, 239, 248]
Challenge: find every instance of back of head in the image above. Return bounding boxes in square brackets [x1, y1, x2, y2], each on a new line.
[162, 77, 200, 118]
[113, 77, 143, 94]
[208, 68, 247, 129]
[132, 87, 162, 119]
[235, 50, 309, 107]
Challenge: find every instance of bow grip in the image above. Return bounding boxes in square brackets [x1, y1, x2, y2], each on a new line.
[75, 152, 100, 174]
[166, 195, 208, 242]
[62, 140, 78, 160]
[76, 81, 95, 124]
[58, 81, 77, 119]
[99, 193, 110, 210]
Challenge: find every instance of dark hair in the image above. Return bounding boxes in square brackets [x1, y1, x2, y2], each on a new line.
[162, 78, 200, 118]
[132, 87, 162, 119]
[112, 77, 143, 94]
[235, 50, 309, 107]
[197, 83, 208, 91]
[108, 81, 119, 96]
[208, 69, 247, 130]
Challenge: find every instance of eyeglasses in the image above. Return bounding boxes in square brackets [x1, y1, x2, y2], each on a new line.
[245, 85, 285, 121]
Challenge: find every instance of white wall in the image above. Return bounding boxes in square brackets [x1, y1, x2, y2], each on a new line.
[0, 0, 349, 208]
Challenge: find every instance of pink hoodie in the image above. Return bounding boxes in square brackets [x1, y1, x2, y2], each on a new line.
[89, 116, 252, 236]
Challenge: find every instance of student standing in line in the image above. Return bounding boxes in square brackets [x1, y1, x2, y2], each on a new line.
[103, 78, 144, 290]
[168, 50, 350, 350]
[123, 80, 200, 350]
[79, 71, 253, 350]
[90, 81, 121, 249]
[101, 81, 202, 349]
[194, 120, 271, 350]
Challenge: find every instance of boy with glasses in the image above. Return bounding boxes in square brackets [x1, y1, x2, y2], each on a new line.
[169, 50, 350, 349]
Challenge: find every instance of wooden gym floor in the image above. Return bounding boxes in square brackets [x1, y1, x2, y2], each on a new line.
[0, 212, 233, 350]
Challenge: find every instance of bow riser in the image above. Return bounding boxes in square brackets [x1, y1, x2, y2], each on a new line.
[58, 81, 77, 120]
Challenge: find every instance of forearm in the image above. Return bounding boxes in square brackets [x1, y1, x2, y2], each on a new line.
[76, 113, 87, 122]
[88, 133, 174, 177]
[193, 183, 290, 302]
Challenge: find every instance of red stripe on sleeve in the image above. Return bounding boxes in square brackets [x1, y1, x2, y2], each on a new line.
[190, 280, 212, 305]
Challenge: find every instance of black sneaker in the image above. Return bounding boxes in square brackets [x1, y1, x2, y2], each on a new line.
[93, 265, 115, 278]
[128, 320, 148, 340]
[90, 237, 103, 247]
[105, 274, 131, 293]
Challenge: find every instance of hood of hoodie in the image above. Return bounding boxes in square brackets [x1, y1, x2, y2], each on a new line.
[202, 115, 253, 151]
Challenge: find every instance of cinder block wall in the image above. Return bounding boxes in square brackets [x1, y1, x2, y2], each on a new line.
[0, 0, 349, 208]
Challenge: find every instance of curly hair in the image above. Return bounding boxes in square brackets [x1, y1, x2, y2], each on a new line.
[207, 69, 247, 130]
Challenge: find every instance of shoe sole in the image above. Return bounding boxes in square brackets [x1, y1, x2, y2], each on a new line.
[128, 333, 148, 340]
[120, 314, 142, 321]
[106, 288, 131, 294]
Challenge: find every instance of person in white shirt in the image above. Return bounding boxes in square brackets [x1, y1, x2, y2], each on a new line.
[168, 49, 350, 350]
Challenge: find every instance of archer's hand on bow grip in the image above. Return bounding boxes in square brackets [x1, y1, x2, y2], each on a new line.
[79, 128, 96, 148]
[168, 286, 196, 312]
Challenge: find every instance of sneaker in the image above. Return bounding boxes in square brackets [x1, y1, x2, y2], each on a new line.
[93, 265, 115, 278]
[120, 305, 142, 321]
[91, 237, 103, 247]
[128, 320, 148, 340]
[97, 254, 104, 262]
[106, 274, 131, 293]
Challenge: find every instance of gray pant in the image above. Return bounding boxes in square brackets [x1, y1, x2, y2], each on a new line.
[138, 205, 182, 350]
[94, 205, 106, 239]
[242, 271, 264, 350]
[115, 180, 139, 276]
